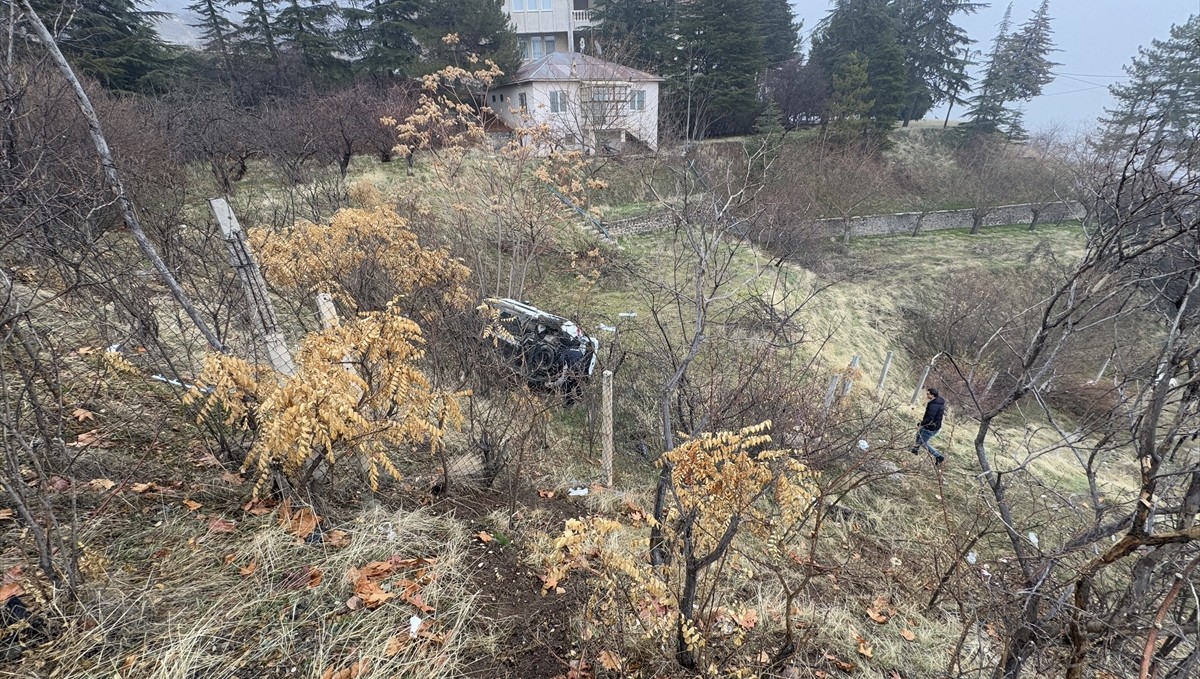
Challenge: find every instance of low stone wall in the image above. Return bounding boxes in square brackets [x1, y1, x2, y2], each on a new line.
[602, 201, 1085, 239]
[830, 200, 1085, 238]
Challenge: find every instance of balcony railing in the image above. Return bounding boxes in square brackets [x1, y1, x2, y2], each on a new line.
[571, 9, 595, 27]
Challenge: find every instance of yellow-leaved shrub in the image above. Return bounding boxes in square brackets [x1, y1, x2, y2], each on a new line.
[250, 205, 471, 314]
[187, 304, 463, 497]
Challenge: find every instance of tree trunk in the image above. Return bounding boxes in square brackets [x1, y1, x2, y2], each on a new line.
[1028, 206, 1042, 232]
[912, 212, 926, 237]
[970, 212, 984, 235]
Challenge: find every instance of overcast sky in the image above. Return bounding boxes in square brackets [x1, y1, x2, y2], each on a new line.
[791, 0, 1200, 133]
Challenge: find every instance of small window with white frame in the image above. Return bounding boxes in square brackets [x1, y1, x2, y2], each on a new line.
[512, 0, 525, 10]
[540, 0, 551, 9]
[629, 89, 646, 111]
[519, 92, 528, 111]
[549, 90, 568, 113]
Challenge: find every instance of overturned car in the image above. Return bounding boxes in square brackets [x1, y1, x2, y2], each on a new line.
[480, 298, 600, 391]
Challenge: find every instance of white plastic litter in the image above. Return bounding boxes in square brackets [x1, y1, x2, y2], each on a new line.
[966, 551, 977, 565]
[1028, 532, 1039, 548]
[617, 312, 638, 318]
[857, 439, 869, 451]
[409, 615, 423, 638]
[599, 324, 616, 333]
[568, 487, 589, 496]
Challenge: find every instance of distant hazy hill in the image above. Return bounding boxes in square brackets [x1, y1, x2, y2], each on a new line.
[148, 0, 201, 46]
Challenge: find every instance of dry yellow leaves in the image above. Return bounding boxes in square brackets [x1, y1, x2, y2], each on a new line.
[597, 649, 624, 671]
[537, 489, 555, 498]
[852, 629, 874, 658]
[866, 596, 895, 624]
[239, 559, 258, 577]
[207, 518, 237, 534]
[319, 659, 369, 679]
[384, 635, 406, 657]
[182, 499, 203, 511]
[732, 608, 758, 630]
[88, 478, 116, 491]
[476, 530, 493, 543]
[901, 628, 916, 642]
[67, 429, 112, 449]
[0, 508, 14, 521]
[278, 499, 320, 540]
[325, 530, 351, 547]
[72, 408, 95, 422]
[824, 653, 855, 672]
[130, 482, 156, 493]
[0, 582, 22, 603]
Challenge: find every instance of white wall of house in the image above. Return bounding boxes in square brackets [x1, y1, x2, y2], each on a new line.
[489, 80, 660, 153]
[507, 0, 572, 36]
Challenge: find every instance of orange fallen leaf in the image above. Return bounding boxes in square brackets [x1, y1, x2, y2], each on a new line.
[598, 649, 623, 671]
[476, 530, 493, 543]
[319, 659, 369, 679]
[325, 530, 351, 547]
[824, 652, 856, 672]
[242, 498, 274, 515]
[182, 499, 203, 511]
[384, 634, 407, 656]
[221, 471, 246, 486]
[76, 346, 98, 355]
[0, 582, 22, 603]
[901, 628, 916, 641]
[47, 476, 71, 492]
[239, 559, 258, 577]
[72, 408, 95, 422]
[208, 518, 237, 534]
[222, 553, 237, 566]
[359, 561, 394, 580]
[131, 482, 156, 494]
[537, 489, 555, 498]
[732, 608, 758, 629]
[278, 499, 320, 539]
[88, 478, 116, 491]
[867, 607, 889, 624]
[308, 568, 324, 588]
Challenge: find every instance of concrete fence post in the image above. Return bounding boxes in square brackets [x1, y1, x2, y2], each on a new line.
[842, 354, 860, 396]
[601, 370, 614, 487]
[877, 351, 894, 392]
[912, 364, 932, 405]
[824, 375, 841, 412]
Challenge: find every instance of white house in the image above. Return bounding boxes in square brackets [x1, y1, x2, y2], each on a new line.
[488, 52, 662, 154]
[504, 0, 600, 58]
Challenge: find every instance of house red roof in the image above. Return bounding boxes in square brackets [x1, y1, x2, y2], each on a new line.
[508, 52, 663, 85]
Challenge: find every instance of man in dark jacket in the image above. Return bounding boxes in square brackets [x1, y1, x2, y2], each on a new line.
[911, 388, 946, 465]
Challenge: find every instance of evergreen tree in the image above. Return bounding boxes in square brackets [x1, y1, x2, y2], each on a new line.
[348, 0, 420, 76]
[31, 0, 175, 92]
[810, 0, 906, 132]
[758, 0, 799, 67]
[187, 0, 237, 77]
[414, 0, 521, 77]
[892, 0, 983, 126]
[826, 50, 874, 143]
[274, 0, 344, 77]
[592, 0, 678, 71]
[965, 0, 1057, 138]
[669, 0, 766, 137]
[1102, 14, 1200, 150]
[230, 0, 281, 64]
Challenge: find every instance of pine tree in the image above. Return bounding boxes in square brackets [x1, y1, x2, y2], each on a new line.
[826, 50, 874, 143]
[892, 0, 983, 126]
[592, 0, 678, 71]
[230, 0, 281, 64]
[671, 0, 766, 137]
[30, 0, 175, 92]
[1102, 14, 1200, 150]
[414, 0, 521, 77]
[274, 0, 344, 77]
[758, 0, 799, 67]
[349, 0, 420, 76]
[965, 0, 1057, 138]
[810, 0, 906, 132]
[187, 0, 237, 77]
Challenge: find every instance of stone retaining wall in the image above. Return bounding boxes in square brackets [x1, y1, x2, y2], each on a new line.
[603, 201, 1085, 239]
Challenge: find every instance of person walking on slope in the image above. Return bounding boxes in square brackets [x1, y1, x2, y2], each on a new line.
[911, 387, 946, 465]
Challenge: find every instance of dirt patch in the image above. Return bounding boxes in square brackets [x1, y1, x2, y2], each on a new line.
[429, 486, 590, 679]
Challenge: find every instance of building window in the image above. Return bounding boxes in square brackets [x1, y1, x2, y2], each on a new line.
[491, 94, 497, 103]
[629, 89, 646, 111]
[541, 0, 552, 8]
[519, 92, 528, 111]
[549, 90, 568, 113]
[513, 0, 525, 10]
[527, 35, 556, 60]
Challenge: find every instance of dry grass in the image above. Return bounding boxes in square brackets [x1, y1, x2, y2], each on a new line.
[22, 506, 481, 679]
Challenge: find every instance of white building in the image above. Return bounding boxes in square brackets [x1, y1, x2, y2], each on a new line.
[505, 0, 600, 58]
[489, 51, 662, 154]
